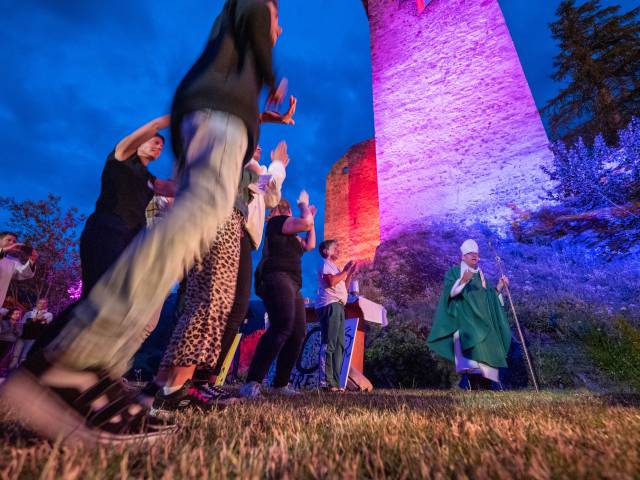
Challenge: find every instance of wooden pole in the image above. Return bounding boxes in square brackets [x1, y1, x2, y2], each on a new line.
[488, 240, 540, 392]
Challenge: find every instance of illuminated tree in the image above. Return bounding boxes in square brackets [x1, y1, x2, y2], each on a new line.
[544, 1, 640, 145]
[0, 193, 84, 313]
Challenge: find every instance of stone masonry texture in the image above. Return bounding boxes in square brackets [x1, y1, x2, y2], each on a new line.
[324, 139, 380, 264]
[367, 0, 553, 241]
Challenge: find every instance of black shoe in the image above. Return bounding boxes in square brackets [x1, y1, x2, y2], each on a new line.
[479, 376, 497, 390]
[467, 374, 495, 391]
[197, 383, 242, 405]
[0, 353, 177, 446]
[319, 385, 341, 393]
[151, 380, 227, 417]
[467, 374, 484, 390]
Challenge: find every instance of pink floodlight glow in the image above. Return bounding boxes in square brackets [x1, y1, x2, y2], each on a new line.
[367, 0, 553, 240]
[67, 280, 82, 301]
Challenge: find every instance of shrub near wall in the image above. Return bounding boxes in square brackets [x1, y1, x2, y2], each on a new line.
[364, 316, 454, 389]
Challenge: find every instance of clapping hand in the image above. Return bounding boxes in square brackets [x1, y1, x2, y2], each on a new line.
[297, 190, 309, 207]
[344, 260, 357, 274]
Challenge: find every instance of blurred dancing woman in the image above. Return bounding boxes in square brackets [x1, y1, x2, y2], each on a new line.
[0, 0, 285, 445]
[241, 192, 316, 398]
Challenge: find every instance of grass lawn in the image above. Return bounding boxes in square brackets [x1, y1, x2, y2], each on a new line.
[1, 390, 639, 479]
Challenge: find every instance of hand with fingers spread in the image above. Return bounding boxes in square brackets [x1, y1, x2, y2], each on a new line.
[271, 140, 290, 167]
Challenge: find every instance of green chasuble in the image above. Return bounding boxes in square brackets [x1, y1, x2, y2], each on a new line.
[427, 265, 512, 369]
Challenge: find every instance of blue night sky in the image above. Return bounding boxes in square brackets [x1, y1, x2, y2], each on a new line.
[0, 0, 636, 298]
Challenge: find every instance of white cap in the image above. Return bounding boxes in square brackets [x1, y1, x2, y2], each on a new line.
[460, 239, 479, 255]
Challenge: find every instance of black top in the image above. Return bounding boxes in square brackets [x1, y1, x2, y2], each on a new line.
[93, 150, 156, 232]
[259, 215, 304, 287]
[21, 319, 47, 340]
[170, 0, 277, 168]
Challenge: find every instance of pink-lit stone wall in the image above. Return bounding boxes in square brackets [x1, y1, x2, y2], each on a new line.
[324, 139, 380, 264]
[367, 0, 553, 240]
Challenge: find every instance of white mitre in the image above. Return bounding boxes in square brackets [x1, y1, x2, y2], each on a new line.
[460, 239, 479, 255]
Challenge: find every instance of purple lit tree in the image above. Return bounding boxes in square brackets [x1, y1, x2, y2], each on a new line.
[0, 193, 85, 313]
[517, 118, 640, 255]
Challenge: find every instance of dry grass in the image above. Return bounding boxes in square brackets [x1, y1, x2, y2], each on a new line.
[1, 390, 639, 479]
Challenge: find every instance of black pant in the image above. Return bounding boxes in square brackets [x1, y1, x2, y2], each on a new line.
[28, 214, 137, 363]
[211, 232, 253, 375]
[0, 340, 14, 364]
[247, 272, 306, 388]
[80, 213, 137, 297]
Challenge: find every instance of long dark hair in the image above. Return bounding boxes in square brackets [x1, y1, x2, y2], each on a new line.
[5, 308, 23, 322]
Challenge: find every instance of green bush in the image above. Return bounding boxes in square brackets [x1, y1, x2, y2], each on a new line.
[583, 318, 640, 391]
[364, 317, 454, 388]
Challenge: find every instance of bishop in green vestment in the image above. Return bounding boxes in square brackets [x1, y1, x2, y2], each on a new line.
[427, 239, 512, 385]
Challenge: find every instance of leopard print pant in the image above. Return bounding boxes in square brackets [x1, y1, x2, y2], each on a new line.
[160, 209, 242, 368]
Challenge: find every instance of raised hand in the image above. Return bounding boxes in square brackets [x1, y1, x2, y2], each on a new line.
[271, 141, 289, 167]
[461, 270, 475, 285]
[267, 78, 288, 107]
[281, 96, 297, 125]
[297, 190, 309, 207]
[3, 242, 25, 253]
[253, 145, 263, 162]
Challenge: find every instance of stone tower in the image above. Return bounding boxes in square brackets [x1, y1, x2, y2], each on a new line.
[365, 0, 553, 241]
[324, 139, 380, 264]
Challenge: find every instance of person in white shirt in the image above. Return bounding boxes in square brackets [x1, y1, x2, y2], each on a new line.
[315, 240, 356, 391]
[0, 232, 37, 308]
[10, 298, 53, 368]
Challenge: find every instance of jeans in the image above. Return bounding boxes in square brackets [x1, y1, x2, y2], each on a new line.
[10, 339, 36, 368]
[247, 272, 306, 388]
[44, 110, 247, 377]
[317, 302, 346, 388]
